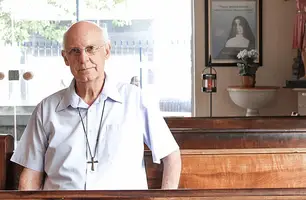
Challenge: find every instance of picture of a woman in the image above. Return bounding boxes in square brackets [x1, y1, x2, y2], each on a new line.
[217, 16, 256, 59]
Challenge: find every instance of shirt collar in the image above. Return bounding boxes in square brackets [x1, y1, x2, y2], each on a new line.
[56, 74, 122, 112]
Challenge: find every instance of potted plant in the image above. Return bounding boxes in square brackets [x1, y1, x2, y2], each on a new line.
[237, 49, 260, 87]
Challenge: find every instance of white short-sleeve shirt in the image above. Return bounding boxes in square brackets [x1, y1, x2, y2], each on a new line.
[11, 75, 179, 190]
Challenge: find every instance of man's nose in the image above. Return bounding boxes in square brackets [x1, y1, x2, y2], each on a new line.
[78, 50, 89, 64]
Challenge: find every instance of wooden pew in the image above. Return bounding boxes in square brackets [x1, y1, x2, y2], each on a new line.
[2, 116, 306, 190]
[1, 188, 306, 200]
[7, 148, 306, 190]
[146, 149, 306, 189]
[153, 116, 306, 189]
[165, 116, 306, 149]
[0, 135, 14, 190]
[165, 116, 306, 129]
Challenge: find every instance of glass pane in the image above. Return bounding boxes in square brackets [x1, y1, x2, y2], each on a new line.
[0, 0, 193, 145]
[0, 0, 76, 144]
[80, 0, 193, 117]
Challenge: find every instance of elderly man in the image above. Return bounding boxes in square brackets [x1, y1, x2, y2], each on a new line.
[11, 21, 181, 190]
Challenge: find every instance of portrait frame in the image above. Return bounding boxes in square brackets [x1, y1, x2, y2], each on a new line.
[205, 0, 262, 66]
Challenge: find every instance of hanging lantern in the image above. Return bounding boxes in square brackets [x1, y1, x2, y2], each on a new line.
[202, 55, 217, 93]
[202, 67, 217, 93]
[202, 55, 217, 117]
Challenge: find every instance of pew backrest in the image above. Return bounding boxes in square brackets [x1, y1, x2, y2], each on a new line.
[3, 117, 306, 190]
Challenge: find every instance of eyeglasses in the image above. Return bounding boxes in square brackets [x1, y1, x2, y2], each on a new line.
[65, 45, 105, 56]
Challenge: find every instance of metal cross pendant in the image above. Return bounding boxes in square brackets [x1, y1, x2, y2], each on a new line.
[87, 157, 98, 171]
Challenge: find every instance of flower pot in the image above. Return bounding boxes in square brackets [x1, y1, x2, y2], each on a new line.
[241, 75, 256, 88]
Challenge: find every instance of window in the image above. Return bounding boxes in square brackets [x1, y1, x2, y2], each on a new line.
[0, 0, 193, 139]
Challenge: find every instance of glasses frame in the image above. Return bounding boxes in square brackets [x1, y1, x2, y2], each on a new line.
[64, 45, 105, 56]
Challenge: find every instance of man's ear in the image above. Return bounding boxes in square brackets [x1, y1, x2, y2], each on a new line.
[61, 50, 69, 66]
[105, 43, 111, 60]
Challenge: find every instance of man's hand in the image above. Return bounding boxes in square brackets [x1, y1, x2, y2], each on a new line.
[19, 167, 44, 190]
[161, 150, 181, 189]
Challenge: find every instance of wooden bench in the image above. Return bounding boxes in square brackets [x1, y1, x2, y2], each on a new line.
[165, 116, 306, 129]
[146, 149, 306, 189]
[165, 116, 306, 149]
[149, 116, 306, 189]
[2, 116, 306, 190]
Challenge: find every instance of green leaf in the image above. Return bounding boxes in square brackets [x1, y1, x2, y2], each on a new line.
[0, 0, 127, 45]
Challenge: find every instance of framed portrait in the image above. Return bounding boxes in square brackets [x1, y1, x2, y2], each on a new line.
[205, 0, 262, 66]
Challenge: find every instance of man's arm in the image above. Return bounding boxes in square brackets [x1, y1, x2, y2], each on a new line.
[161, 150, 181, 189]
[19, 167, 44, 190]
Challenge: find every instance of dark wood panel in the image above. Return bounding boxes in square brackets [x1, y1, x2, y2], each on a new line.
[0, 135, 14, 190]
[165, 116, 306, 130]
[5, 157, 22, 190]
[2, 188, 306, 200]
[165, 117, 306, 149]
[173, 132, 306, 149]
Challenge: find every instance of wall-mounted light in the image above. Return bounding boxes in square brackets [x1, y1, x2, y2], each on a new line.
[201, 55, 217, 117]
[202, 55, 217, 93]
[202, 69, 217, 93]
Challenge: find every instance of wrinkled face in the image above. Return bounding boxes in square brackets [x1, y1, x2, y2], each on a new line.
[61, 25, 111, 83]
[235, 19, 243, 35]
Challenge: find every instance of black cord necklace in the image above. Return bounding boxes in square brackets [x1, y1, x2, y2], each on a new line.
[77, 100, 106, 171]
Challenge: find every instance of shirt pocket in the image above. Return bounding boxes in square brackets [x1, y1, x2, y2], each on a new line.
[102, 124, 122, 162]
[102, 123, 140, 165]
[105, 124, 121, 133]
